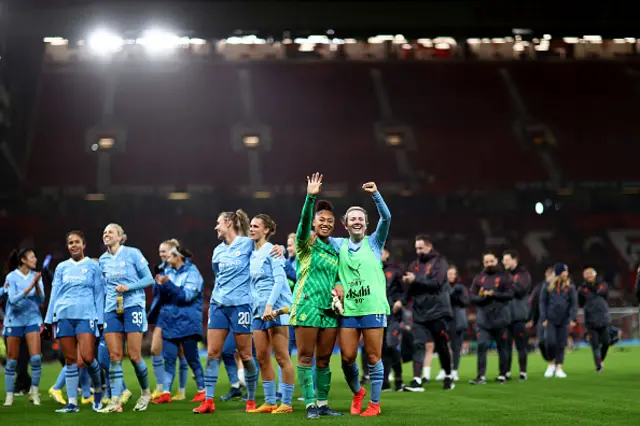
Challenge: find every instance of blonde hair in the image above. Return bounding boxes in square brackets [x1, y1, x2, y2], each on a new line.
[106, 223, 127, 244]
[548, 275, 571, 292]
[219, 209, 250, 236]
[161, 239, 180, 249]
[287, 233, 296, 241]
[342, 206, 368, 225]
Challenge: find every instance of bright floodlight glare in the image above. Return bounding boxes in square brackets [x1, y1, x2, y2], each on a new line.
[98, 137, 114, 150]
[138, 29, 180, 52]
[88, 30, 123, 54]
[535, 202, 544, 215]
[243, 135, 261, 147]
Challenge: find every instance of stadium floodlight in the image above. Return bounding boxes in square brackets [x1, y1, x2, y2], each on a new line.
[137, 29, 180, 53]
[98, 137, 115, 150]
[242, 135, 261, 148]
[535, 202, 544, 215]
[88, 30, 123, 54]
[167, 192, 191, 200]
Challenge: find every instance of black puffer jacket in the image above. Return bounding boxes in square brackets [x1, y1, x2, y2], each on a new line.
[507, 264, 532, 323]
[578, 279, 610, 328]
[471, 270, 514, 329]
[406, 251, 452, 322]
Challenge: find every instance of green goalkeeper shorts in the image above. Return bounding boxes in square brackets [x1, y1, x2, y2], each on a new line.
[290, 303, 338, 329]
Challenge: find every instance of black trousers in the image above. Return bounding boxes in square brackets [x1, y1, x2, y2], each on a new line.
[412, 318, 452, 376]
[587, 326, 610, 369]
[476, 327, 509, 377]
[545, 323, 569, 364]
[382, 314, 403, 386]
[447, 321, 464, 371]
[507, 320, 528, 374]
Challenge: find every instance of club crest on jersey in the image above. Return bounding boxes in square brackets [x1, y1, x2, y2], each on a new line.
[119, 261, 126, 267]
[234, 251, 241, 257]
[82, 268, 88, 274]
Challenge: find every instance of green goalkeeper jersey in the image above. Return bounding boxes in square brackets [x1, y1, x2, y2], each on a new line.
[292, 194, 339, 310]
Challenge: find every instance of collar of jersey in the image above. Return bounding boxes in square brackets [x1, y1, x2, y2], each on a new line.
[69, 256, 90, 266]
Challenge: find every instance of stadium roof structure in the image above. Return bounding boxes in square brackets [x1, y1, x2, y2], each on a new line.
[5, 1, 640, 39]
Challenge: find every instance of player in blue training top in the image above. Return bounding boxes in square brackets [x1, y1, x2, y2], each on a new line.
[330, 182, 391, 417]
[193, 209, 259, 415]
[98, 223, 154, 413]
[248, 214, 295, 414]
[194, 210, 284, 415]
[44, 231, 105, 413]
[3, 248, 45, 407]
[149, 239, 193, 402]
[151, 244, 206, 404]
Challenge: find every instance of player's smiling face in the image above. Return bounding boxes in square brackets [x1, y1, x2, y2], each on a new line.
[67, 233, 86, 259]
[286, 236, 296, 258]
[313, 210, 335, 238]
[345, 209, 367, 240]
[215, 215, 231, 241]
[159, 243, 170, 262]
[102, 225, 121, 247]
[22, 250, 37, 270]
[249, 218, 269, 242]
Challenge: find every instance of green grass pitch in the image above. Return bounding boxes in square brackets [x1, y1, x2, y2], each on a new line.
[2, 349, 640, 425]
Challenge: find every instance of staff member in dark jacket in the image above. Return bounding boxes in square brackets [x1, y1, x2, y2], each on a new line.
[540, 263, 577, 379]
[502, 250, 531, 381]
[403, 235, 454, 391]
[469, 252, 514, 385]
[434, 265, 468, 382]
[381, 247, 405, 392]
[527, 267, 553, 363]
[578, 268, 611, 373]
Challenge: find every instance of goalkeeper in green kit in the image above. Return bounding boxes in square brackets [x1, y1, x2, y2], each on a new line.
[331, 181, 391, 417]
[289, 172, 343, 420]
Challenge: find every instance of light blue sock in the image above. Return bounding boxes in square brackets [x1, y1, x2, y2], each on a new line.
[66, 364, 79, 401]
[133, 360, 149, 391]
[179, 357, 188, 391]
[263, 380, 276, 405]
[110, 360, 123, 398]
[369, 360, 384, 404]
[205, 358, 220, 399]
[54, 366, 67, 390]
[5, 359, 17, 393]
[243, 359, 258, 402]
[342, 361, 361, 394]
[30, 355, 42, 387]
[80, 367, 91, 398]
[277, 365, 283, 396]
[282, 383, 294, 406]
[152, 355, 164, 390]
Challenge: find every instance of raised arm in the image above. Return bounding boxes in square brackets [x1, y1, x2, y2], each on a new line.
[363, 183, 391, 254]
[297, 173, 323, 248]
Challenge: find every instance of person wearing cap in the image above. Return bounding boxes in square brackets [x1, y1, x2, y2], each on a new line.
[539, 263, 578, 379]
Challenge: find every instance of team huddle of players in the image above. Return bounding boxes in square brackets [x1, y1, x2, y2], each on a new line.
[2, 172, 614, 419]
